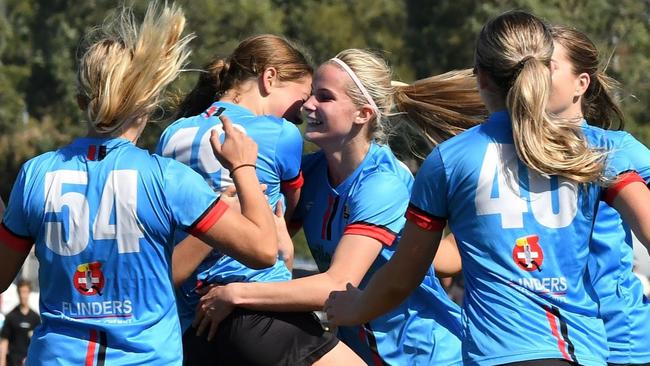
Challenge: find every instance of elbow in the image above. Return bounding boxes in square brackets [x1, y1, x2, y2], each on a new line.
[246, 250, 277, 270]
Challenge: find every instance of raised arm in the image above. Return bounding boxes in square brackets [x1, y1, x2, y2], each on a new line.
[192, 115, 278, 269]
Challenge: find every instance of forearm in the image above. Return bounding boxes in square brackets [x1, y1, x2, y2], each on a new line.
[172, 236, 213, 287]
[0, 339, 8, 366]
[232, 167, 277, 246]
[227, 272, 345, 312]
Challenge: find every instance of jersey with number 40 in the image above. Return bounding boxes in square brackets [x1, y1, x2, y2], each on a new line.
[157, 102, 302, 332]
[408, 111, 640, 366]
[0, 137, 224, 366]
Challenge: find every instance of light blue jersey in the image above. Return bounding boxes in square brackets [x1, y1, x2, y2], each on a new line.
[589, 129, 650, 365]
[294, 143, 463, 366]
[0, 137, 224, 365]
[157, 102, 302, 332]
[409, 111, 639, 366]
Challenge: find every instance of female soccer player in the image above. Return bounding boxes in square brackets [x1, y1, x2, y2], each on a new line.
[550, 25, 650, 366]
[158, 35, 364, 366]
[0, 4, 279, 365]
[325, 11, 650, 366]
[195, 48, 486, 365]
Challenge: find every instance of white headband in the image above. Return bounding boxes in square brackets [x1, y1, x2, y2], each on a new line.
[329, 57, 381, 117]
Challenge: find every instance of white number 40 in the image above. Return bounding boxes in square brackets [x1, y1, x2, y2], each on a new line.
[44, 170, 143, 256]
[475, 143, 578, 229]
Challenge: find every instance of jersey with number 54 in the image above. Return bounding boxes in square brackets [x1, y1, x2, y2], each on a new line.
[1, 137, 223, 366]
[409, 111, 637, 366]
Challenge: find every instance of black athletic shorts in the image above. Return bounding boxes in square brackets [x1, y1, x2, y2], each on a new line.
[501, 360, 579, 366]
[182, 308, 339, 366]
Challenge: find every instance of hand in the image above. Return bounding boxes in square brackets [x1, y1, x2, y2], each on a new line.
[210, 115, 258, 171]
[274, 200, 294, 267]
[324, 283, 364, 326]
[192, 284, 235, 341]
[219, 184, 268, 214]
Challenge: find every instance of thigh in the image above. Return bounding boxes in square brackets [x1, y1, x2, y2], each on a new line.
[215, 308, 339, 366]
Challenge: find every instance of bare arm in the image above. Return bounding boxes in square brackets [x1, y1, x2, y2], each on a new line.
[613, 181, 650, 249]
[0, 338, 8, 366]
[171, 236, 213, 287]
[0, 198, 5, 217]
[200, 234, 383, 312]
[195, 115, 278, 269]
[281, 187, 300, 222]
[433, 233, 462, 277]
[325, 221, 442, 325]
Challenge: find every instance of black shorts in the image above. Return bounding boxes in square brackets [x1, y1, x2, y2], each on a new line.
[183, 308, 339, 366]
[501, 360, 578, 366]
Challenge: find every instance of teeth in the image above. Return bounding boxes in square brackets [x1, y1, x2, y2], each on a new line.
[306, 117, 322, 125]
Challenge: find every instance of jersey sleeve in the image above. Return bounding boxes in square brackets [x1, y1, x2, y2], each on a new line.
[407, 148, 448, 231]
[342, 173, 409, 246]
[1, 165, 35, 252]
[276, 122, 304, 191]
[601, 140, 645, 205]
[617, 132, 650, 183]
[162, 159, 227, 236]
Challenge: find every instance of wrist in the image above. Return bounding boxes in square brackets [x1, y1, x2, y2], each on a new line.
[224, 283, 243, 306]
[229, 164, 256, 178]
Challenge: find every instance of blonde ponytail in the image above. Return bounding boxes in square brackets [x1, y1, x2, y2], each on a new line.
[508, 57, 606, 183]
[393, 69, 487, 146]
[476, 10, 607, 183]
[77, 2, 193, 135]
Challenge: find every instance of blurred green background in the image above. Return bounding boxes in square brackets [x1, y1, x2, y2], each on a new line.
[0, 0, 648, 259]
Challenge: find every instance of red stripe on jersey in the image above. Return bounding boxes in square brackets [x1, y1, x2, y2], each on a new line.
[544, 309, 571, 361]
[0, 223, 33, 252]
[188, 199, 229, 237]
[604, 171, 645, 205]
[87, 145, 97, 161]
[281, 171, 304, 191]
[405, 206, 446, 231]
[85, 329, 98, 366]
[344, 223, 396, 246]
[321, 195, 335, 239]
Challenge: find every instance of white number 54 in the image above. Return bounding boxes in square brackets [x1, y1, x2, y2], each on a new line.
[44, 170, 143, 256]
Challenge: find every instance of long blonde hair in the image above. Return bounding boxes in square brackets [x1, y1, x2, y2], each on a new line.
[475, 11, 606, 183]
[76, 3, 193, 135]
[551, 25, 624, 130]
[329, 49, 486, 155]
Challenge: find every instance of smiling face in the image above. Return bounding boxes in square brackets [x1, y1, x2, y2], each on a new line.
[267, 75, 312, 124]
[302, 63, 363, 148]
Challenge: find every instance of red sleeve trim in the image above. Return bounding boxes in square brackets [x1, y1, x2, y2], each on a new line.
[603, 171, 646, 205]
[188, 199, 229, 237]
[0, 223, 33, 252]
[405, 204, 446, 231]
[281, 171, 304, 191]
[343, 222, 397, 246]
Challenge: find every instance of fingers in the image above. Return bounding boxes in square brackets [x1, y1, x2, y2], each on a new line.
[210, 129, 222, 157]
[219, 115, 235, 135]
[222, 185, 237, 197]
[195, 306, 211, 337]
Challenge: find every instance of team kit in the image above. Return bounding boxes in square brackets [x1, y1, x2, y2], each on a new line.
[0, 3, 649, 366]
